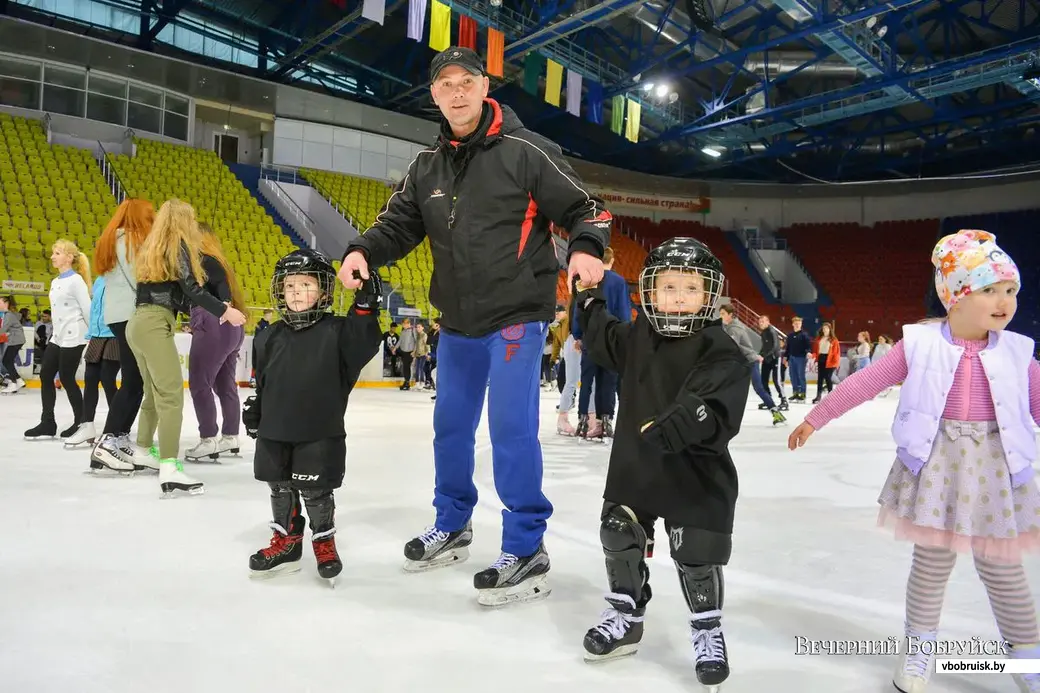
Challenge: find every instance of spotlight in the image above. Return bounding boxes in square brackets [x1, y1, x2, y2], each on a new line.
[655, 84, 668, 98]
[643, 82, 654, 92]
[668, 92, 679, 104]
[701, 146, 723, 158]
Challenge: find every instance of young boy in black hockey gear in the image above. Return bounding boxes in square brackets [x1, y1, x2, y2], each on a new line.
[574, 238, 751, 692]
[242, 248, 383, 585]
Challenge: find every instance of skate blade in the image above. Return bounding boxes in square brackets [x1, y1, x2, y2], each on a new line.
[249, 562, 302, 579]
[583, 644, 639, 663]
[184, 454, 221, 463]
[160, 483, 205, 498]
[403, 546, 470, 573]
[64, 439, 95, 448]
[476, 574, 551, 608]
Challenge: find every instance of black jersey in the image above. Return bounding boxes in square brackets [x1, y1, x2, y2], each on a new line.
[581, 305, 751, 535]
[253, 308, 383, 443]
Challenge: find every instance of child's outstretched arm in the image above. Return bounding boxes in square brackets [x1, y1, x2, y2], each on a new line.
[339, 271, 385, 387]
[789, 339, 908, 449]
[641, 353, 751, 455]
[574, 280, 631, 374]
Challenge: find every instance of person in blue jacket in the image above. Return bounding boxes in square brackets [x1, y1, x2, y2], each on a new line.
[783, 316, 812, 402]
[573, 247, 631, 440]
[71, 276, 121, 449]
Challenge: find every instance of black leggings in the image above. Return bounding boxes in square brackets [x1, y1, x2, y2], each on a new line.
[103, 321, 145, 436]
[40, 343, 85, 424]
[83, 360, 120, 423]
[1, 344, 20, 381]
[816, 354, 835, 398]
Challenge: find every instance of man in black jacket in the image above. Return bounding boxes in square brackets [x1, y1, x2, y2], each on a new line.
[338, 46, 612, 606]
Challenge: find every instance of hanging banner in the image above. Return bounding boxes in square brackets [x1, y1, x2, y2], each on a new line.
[590, 187, 711, 213]
[2, 280, 46, 293]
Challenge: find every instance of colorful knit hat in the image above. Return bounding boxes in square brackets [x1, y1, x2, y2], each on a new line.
[932, 229, 1020, 310]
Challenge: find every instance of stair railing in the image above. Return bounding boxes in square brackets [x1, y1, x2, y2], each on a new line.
[261, 178, 318, 250]
[96, 141, 127, 203]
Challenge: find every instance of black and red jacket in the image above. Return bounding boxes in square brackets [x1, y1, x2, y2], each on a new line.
[343, 99, 612, 338]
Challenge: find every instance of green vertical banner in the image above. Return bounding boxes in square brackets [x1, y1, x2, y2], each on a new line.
[523, 51, 544, 95]
[611, 95, 625, 135]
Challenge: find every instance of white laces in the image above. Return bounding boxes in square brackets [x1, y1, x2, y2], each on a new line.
[902, 629, 937, 679]
[490, 552, 518, 571]
[592, 593, 643, 640]
[691, 610, 725, 663]
[419, 527, 448, 546]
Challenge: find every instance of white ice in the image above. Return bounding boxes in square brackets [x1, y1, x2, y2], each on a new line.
[0, 386, 1034, 693]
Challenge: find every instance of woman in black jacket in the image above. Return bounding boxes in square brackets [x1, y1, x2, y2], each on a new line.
[118, 199, 246, 496]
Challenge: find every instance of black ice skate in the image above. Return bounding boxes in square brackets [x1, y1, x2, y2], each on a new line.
[249, 514, 305, 578]
[600, 415, 614, 439]
[575, 414, 590, 439]
[59, 422, 80, 439]
[403, 522, 473, 572]
[777, 398, 789, 411]
[583, 592, 645, 662]
[24, 420, 57, 440]
[771, 408, 787, 426]
[312, 529, 342, 587]
[690, 611, 729, 691]
[473, 542, 551, 607]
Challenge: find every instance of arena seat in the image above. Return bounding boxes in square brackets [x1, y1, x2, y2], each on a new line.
[0, 113, 118, 316]
[108, 139, 297, 332]
[780, 219, 940, 335]
[300, 168, 437, 324]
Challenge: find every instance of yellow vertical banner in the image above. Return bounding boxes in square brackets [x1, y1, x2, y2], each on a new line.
[544, 59, 563, 107]
[625, 99, 641, 142]
[429, 0, 451, 51]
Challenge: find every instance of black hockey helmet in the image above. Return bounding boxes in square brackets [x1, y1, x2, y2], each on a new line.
[271, 248, 337, 330]
[639, 237, 725, 337]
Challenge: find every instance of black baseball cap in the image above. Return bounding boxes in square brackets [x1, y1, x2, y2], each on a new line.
[430, 46, 486, 81]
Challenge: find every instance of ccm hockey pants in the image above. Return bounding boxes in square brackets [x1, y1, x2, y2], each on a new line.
[432, 321, 552, 558]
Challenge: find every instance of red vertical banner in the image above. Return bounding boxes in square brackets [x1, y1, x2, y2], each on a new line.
[458, 15, 478, 50]
[486, 27, 505, 77]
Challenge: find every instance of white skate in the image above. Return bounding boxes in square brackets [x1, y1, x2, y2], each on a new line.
[217, 435, 241, 456]
[88, 433, 137, 475]
[159, 459, 204, 498]
[184, 438, 220, 462]
[64, 422, 96, 448]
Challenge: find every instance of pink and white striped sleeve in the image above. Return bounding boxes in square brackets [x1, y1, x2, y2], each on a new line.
[804, 341, 909, 430]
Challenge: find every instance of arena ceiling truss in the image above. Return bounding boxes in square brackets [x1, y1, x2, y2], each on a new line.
[4, 0, 1040, 182]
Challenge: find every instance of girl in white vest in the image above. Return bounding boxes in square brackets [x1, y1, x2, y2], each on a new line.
[788, 229, 1040, 693]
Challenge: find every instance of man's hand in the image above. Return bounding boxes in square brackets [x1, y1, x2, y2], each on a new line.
[338, 251, 368, 289]
[568, 251, 604, 288]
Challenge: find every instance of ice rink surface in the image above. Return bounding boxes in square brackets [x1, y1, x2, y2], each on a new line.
[0, 385, 1033, 693]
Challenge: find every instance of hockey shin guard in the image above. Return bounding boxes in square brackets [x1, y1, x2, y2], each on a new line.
[269, 482, 301, 533]
[300, 488, 336, 536]
[675, 563, 724, 616]
[600, 504, 651, 606]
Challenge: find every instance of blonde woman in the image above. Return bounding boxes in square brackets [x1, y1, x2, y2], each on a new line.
[127, 199, 246, 496]
[25, 240, 93, 440]
[184, 222, 247, 461]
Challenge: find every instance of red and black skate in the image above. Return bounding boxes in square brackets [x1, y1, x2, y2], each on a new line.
[312, 530, 342, 584]
[249, 515, 304, 578]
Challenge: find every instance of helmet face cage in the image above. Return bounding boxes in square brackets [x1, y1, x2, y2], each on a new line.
[271, 268, 336, 330]
[639, 264, 725, 337]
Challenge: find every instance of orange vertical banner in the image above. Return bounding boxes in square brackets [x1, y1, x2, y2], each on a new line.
[458, 15, 478, 50]
[486, 27, 505, 78]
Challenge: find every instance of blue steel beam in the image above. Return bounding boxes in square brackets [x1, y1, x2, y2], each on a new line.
[503, 0, 645, 59]
[651, 37, 1040, 147]
[143, 0, 192, 40]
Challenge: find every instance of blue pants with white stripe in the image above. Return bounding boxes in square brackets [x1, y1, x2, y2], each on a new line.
[431, 321, 553, 557]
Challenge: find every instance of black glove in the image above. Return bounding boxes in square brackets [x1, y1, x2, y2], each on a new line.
[640, 390, 711, 454]
[353, 270, 383, 312]
[573, 277, 606, 333]
[242, 395, 260, 439]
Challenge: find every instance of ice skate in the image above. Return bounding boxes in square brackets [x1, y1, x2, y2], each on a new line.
[777, 398, 789, 411]
[217, 435, 241, 456]
[184, 437, 221, 462]
[575, 414, 590, 439]
[892, 623, 936, 693]
[59, 423, 80, 439]
[690, 611, 729, 691]
[583, 416, 605, 443]
[1, 379, 24, 394]
[249, 514, 305, 578]
[583, 592, 645, 662]
[24, 420, 57, 440]
[158, 459, 204, 498]
[771, 408, 787, 426]
[473, 542, 551, 607]
[556, 412, 575, 436]
[133, 442, 160, 472]
[312, 529, 342, 587]
[88, 433, 137, 474]
[600, 415, 614, 438]
[403, 523, 472, 572]
[1009, 643, 1040, 692]
[64, 422, 96, 448]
